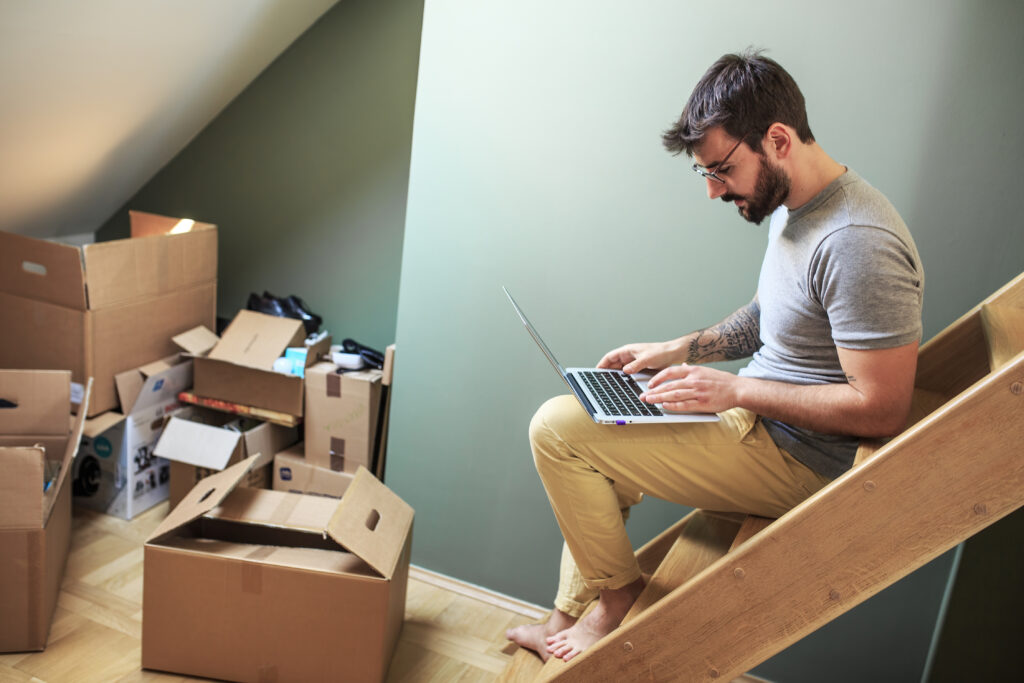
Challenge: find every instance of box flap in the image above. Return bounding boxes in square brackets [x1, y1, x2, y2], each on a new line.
[138, 355, 179, 378]
[0, 231, 87, 310]
[0, 447, 45, 528]
[153, 416, 242, 470]
[46, 377, 92, 521]
[82, 216, 217, 309]
[131, 360, 193, 415]
[325, 467, 414, 579]
[83, 411, 126, 438]
[113, 369, 144, 416]
[114, 357, 192, 416]
[147, 451, 274, 543]
[207, 310, 305, 371]
[0, 369, 72, 437]
[128, 210, 216, 238]
[173, 325, 219, 357]
[382, 344, 396, 386]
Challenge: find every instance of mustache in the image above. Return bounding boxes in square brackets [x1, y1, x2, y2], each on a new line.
[721, 193, 743, 203]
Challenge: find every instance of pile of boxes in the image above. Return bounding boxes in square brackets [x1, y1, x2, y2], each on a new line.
[0, 212, 407, 682]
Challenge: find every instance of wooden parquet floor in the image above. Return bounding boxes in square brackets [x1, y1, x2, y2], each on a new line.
[0, 501, 542, 683]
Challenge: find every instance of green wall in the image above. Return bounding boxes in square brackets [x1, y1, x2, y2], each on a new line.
[97, 0, 424, 352]
[389, 1, 1024, 681]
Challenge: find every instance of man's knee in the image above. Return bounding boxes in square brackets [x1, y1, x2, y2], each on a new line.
[529, 394, 582, 450]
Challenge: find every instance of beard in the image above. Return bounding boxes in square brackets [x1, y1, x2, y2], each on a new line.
[722, 155, 791, 225]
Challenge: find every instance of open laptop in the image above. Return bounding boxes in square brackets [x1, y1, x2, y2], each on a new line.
[504, 287, 719, 425]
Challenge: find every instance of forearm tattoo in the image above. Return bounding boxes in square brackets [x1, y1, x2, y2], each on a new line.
[685, 299, 762, 363]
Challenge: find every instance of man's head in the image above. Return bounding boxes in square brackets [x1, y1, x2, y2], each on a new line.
[663, 49, 814, 157]
[663, 50, 814, 225]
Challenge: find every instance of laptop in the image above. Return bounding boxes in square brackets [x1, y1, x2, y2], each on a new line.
[504, 287, 719, 425]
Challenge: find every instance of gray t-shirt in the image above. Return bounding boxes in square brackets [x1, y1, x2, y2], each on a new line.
[738, 169, 924, 478]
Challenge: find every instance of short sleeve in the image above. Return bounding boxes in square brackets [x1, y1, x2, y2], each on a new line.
[809, 226, 924, 350]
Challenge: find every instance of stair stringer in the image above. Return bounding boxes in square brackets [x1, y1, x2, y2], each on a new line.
[544, 349, 1024, 683]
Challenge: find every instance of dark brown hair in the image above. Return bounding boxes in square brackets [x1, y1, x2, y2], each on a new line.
[663, 49, 814, 157]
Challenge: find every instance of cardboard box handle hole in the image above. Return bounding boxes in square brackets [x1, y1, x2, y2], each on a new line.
[198, 488, 216, 503]
[366, 509, 381, 532]
[22, 260, 47, 276]
[0, 398, 16, 409]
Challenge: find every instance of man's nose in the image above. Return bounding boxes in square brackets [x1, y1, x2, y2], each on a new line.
[706, 177, 727, 200]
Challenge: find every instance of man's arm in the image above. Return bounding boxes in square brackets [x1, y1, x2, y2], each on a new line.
[684, 297, 762, 363]
[598, 298, 762, 372]
[641, 341, 919, 438]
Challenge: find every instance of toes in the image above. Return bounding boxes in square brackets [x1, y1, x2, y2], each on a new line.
[562, 647, 581, 662]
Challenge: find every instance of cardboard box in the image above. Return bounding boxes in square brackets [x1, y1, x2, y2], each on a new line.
[142, 456, 413, 682]
[71, 356, 192, 519]
[273, 443, 355, 499]
[0, 211, 217, 416]
[192, 310, 331, 418]
[305, 363, 383, 473]
[155, 407, 299, 509]
[1, 370, 90, 652]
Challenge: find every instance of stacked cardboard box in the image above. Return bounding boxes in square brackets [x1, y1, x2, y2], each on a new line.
[0, 211, 217, 417]
[272, 442, 355, 498]
[0, 371, 90, 652]
[191, 310, 332, 419]
[271, 345, 394, 500]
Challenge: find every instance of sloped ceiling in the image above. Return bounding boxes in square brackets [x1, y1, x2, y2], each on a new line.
[0, 0, 338, 238]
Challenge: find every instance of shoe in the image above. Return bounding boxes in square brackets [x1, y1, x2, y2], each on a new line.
[280, 294, 322, 335]
[342, 338, 384, 369]
[247, 292, 287, 318]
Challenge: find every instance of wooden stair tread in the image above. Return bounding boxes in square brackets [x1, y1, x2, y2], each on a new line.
[625, 511, 742, 622]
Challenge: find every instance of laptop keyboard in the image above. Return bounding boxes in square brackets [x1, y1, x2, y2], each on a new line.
[579, 371, 664, 417]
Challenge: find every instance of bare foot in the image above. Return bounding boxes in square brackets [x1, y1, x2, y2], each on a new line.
[505, 609, 578, 662]
[545, 577, 645, 662]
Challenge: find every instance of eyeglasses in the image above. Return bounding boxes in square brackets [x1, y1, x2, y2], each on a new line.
[692, 139, 742, 184]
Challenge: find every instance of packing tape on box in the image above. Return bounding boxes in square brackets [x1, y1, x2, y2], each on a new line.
[245, 545, 276, 563]
[326, 372, 342, 398]
[268, 490, 301, 526]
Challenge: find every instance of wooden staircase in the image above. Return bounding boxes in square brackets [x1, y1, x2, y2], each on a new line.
[500, 272, 1024, 682]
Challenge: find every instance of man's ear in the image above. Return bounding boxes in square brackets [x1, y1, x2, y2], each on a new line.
[764, 123, 793, 160]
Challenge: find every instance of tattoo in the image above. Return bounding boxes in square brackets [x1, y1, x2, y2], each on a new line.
[846, 374, 857, 383]
[685, 299, 762, 363]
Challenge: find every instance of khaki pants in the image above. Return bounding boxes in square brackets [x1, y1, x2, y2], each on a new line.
[529, 395, 831, 617]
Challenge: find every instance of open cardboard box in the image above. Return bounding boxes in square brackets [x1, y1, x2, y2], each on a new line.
[0, 211, 217, 416]
[273, 442, 355, 499]
[191, 311, 331, 418]
[72, 355, 192, 519]
[142, 454, 413, 682]
[0, 370, 91, 652]
[154, 406, 299, 508]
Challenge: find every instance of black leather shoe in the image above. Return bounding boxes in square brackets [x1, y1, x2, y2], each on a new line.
[269, 293, 322, 335]
[342, 338, 384, 369]
[248, 292, 287, 318]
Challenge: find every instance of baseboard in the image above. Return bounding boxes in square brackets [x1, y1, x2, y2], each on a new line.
[409, 565, 549, 621]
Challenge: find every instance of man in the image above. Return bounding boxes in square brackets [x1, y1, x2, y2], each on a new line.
[506, 50, 924, 663]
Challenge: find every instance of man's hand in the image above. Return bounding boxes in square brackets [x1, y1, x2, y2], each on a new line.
[597, 341, 682, 374]
[639, 342, 920, 436]
[640, 364, 740, 413]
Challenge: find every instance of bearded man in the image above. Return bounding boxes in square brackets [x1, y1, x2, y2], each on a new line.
[506, 49, 925, 662]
